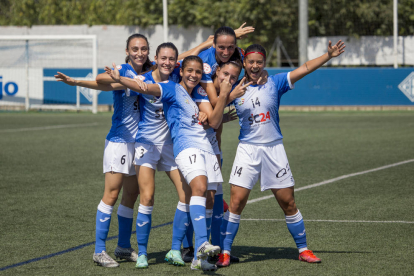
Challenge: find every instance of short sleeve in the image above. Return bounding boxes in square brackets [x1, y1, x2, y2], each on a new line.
[269, 72, 294, 96]
[192, 85, 210, 102]
[157, 81, 175, 104]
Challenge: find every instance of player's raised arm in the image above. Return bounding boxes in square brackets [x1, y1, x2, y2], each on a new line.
[178, 36, 214, 60]
[290, 40, 345, 85]
[55, 72, 125, 91]
[105, 63, 161, 96]
[226, 77, 253, 104]
[234, 22, 255, 40]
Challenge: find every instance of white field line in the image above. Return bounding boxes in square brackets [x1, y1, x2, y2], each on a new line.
[0, 122, 99, 133]
[247, 158, 414, 204]
[241, 218, 414, 224]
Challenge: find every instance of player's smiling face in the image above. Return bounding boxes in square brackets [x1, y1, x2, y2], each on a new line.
[214, 63, 241, 90]
[155, 48, 177, 76]
[126, 38, 149, 68]
[214, 35, 236, 63]
[244, 53, 265, 84]
[180, 61, 203, 93]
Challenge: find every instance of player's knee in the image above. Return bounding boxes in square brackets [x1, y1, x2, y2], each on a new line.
[281, 198, 297, 214]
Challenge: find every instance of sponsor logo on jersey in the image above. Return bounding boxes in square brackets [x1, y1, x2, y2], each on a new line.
[248, 111, 271, 125]
[116, 65, 122, 70]
[197, 86, 207, 96]
[149, 97, 157, 103]
[203, 63, 212, 74]
[135, 75, 145, 81]
[185, 99, 189, 104]
[238, 98, 245, 106]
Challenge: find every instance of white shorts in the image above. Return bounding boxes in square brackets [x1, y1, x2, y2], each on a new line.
[134, 143, 177, 172]
[175, 148, 223, 189]
[229, 140, 295, 191]
[103, 140, 136, 176]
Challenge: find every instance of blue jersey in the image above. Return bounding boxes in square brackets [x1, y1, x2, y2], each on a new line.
[233, 72, 294, 144]
[135, 66, 181, 145]
[157, 82, 214, 157]
[106, 63, 140, 143]
[198, 47, 244, 84]
[191, 85, 216, 142]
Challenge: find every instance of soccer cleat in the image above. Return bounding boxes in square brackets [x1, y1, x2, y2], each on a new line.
[223, 199, 229, 213]
[135, 254, 148, 269]
[209, 253, 239, 264]
[299, 250, 321, 263]
[181, 246, 194, 263]
[165, 249, 185, 266]
[114, 246, 138, 262]
[191, 258, 217, 271]
[196, 241, 221, 260]
[230, 254, 240, 263]
[216, 253, 230, 267]
[93, 251, 120, 268]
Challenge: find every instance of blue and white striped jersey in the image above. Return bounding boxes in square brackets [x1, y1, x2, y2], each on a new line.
[134, 65, 181, 145]
[157, 82, 214, 157]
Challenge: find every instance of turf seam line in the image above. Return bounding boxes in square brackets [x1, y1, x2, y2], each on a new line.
[0, 221, 173, 272]
[0, 122, 100, 133]
[246, 158, 414, 204]
[241, 219, 414, 224]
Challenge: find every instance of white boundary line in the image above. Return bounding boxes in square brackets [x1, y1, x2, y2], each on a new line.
[0, 122, 99, 133]
[241, 218, 414, 224]
[247, 158, 414, 204]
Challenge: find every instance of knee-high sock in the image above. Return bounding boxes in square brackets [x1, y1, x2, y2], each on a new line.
[221, 211, 240, 255]
[95, 200, 114, 254]
[136, 204, 153, 256]
[206, 209, 213, 241]
[211, 191, 224, 246]
[182, 221, 194, 248]
[285, 210, 308, 252]
[171, 202, 191, 251]
[117, 204, 134, 248]
[189, 196, 207, 260]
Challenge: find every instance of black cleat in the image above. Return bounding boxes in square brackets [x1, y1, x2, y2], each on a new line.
[181, 246, 194, 263]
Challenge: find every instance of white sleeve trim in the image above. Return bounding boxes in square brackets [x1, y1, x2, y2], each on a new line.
[194, 99, 210, 103]
[287, 72, 295, 89]
[200, 80, 213, 84]
[156, 83, 164, 101]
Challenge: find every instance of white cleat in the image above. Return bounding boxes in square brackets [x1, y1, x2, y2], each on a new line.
[196, 241, 221, 260]
[191, 258, 217, 271]
[93, 251, 120, 267]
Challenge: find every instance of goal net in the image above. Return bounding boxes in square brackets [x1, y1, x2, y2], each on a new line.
[0, 35, 98, 112]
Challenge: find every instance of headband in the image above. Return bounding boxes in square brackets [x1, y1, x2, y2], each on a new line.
[244, 51, 266, 59]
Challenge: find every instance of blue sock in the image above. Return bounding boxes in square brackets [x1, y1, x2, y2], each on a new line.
[206, 209, 213, 242]
[136, 204, 153, 256]
[211, 192, 224, 246]
[190, 196, 207, 260]
[171, 202, 190, 251]
[183, 221, 194, 248]
[285, 210, 307, 250]
[95, 200, 113, 254]
[221, 211, 240, 254]
[117, 204, 134, 248]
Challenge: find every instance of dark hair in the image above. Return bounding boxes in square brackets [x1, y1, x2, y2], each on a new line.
[182, 55, 203, 70]
[125, 34, 152, 72]
[155, 42, 178, 60]
[214, 26, 237, 45]
[244, 44, 267, 60]
[213, 59, 243, 80]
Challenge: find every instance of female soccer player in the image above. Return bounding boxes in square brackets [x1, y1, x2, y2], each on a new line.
[217, 40, 346, 267]
[56, 33, 151, 268]
[105, 55, 232, 271]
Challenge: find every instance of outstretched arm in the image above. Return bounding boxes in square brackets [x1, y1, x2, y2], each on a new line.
[290, 40, 345, 85]
[55, 72, 125, 91]
[178, 36, 214, 60]
[105, 63, 161, 96]
[234, 22, 255, 40]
